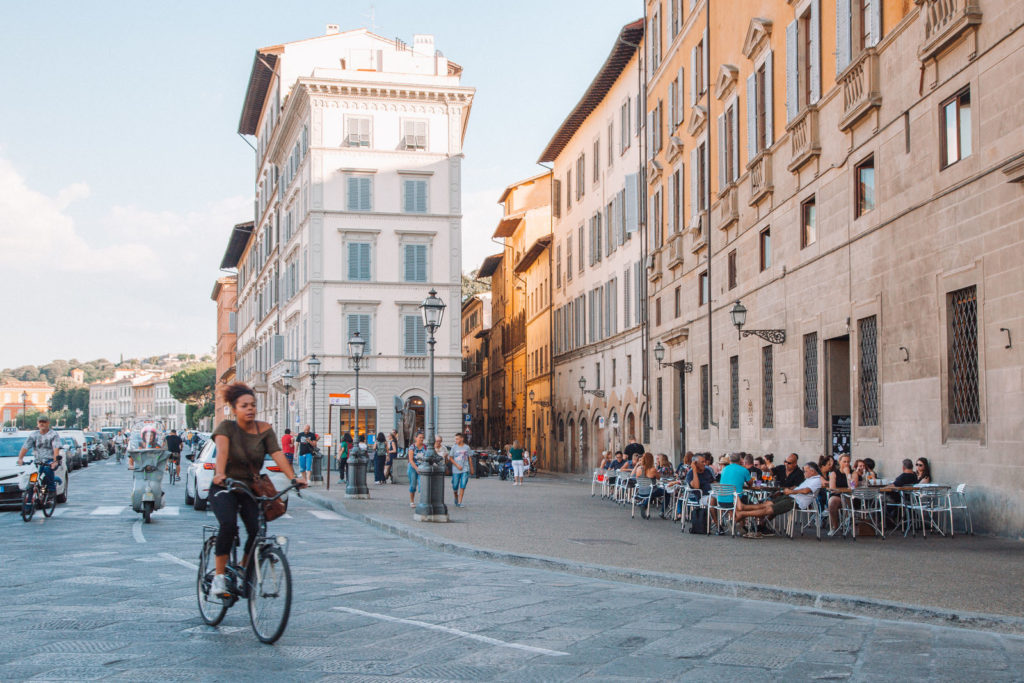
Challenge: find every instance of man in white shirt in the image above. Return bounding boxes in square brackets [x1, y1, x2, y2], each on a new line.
[734, 462, 823, 525]
[447, 432, 473, 507]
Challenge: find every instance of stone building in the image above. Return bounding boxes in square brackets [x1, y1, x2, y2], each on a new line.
[643, 0, 1024, 532]
[234, 26, 474, 444]
[460, 292, 491, 447]
[213, 225, 248, 426]
[0, 381, 54, 425]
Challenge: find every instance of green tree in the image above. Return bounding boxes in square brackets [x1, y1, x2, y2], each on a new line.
[169, 363, 216, 428]
[461, 270, 490, 302]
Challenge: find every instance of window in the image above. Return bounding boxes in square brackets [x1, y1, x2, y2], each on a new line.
[607, 121, 614, 167]
[552, 178, 562, 218]
[650, 188, 663, 249]
[347, 242, 371, 281]
[729, 355, 739, 429]
[347, 314, 372, 354]
[566, 237, 573, 281]
[403, 243, 427, 282]
[649, 8, 662, 71]
[347, 175, 372, 211]
[786, 2, 821, 122]
[674, 286, 681, 318]
[620, 99, 631, 153]
[699, 270, 709, 305]
[695, 141, 708, 212]
[577, 226, 584, 273]
[947, 287, 979, 424]
[858, 316, 878, 426]
[656, 377, 664, 431]
[402, 120, 427, 150]
[627, 355, 633, 383]
[402, 178, 428, 213]
[941, 88, 971, 168]
[762, 346, 774, 429]
[858, 0, 873, 52]
[693, 36, 706, 98]
[700, 364, 709, 430]
[838, 0, 881, 72]
[719, 100, 739, 185]
[655, 297, 662, 327]
[403, 314, 426, 355]
[856, 156, 875, 217]
[670, 166, 683, 233]
[593, 139, 600, 181]
[801, 197, 817, 248]
[555, 245, 562, 288]
[345, 116, 371, 147]
[803, 332, 819, 428]
[759, 227, 771, 271]
[566, 170, 572, 210]
[728, 249, 737, 290]
[576, 153, 586, 200]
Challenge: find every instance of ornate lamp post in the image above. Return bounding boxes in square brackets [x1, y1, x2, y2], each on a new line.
[282, 367, 294, 432]
[414, 288, 448, 522]
[308, 354, 322, 481]
[21, 391, 28, 429]
[345, 331, 369, 498]
[653, 340, 693, 372]
[730, 300, 786, 344]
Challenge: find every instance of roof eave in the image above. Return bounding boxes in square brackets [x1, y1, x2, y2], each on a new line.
[238, 51, 278, 136]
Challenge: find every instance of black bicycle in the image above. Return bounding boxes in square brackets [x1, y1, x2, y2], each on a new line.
[21, 462, 58, 522]
[196, 479, 301, 644]
[167, 459, 179, 486]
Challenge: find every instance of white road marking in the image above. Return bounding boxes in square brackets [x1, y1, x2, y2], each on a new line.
[281, 513, 293, 519]
[331, 606, 570, 657]
[132, 520, 146, 544]
[152, 506, 179, 517]
[52, 507, 68, 517]
[158, 552, 198, 571]
[309, 510, 343, 520]
[91, 506, 125, 516]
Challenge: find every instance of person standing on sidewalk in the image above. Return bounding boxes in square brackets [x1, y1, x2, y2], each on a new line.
[296, 425, 317, 485]
[448, 432, 473, 507]
[281, 429, 294, 467]
[509, 440, 526, 486]
[373, 432, 387, 485]
[384, 432, 398, 484]
[407, 432, 427, 507]
[337, 432, 351, 482]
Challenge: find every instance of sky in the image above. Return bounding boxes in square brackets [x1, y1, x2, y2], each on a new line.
[0, 0, 639, 368]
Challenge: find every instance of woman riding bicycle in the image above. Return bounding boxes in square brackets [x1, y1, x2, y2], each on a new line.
[207, 383, 304, 600]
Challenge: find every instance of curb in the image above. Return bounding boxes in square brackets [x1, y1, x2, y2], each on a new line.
[301, 489, 1024, 636]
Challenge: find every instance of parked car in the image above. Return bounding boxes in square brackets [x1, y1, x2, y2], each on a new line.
[0, 432, 69, 506]
[59, 436, 83, 470]
[57, 430, 89, 466]
[185, 438, 290, 512]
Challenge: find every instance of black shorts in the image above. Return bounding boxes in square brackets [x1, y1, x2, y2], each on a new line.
[168, 453, 181, 462]
[771, 496, 795, 516]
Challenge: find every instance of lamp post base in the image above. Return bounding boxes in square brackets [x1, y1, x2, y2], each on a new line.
[414, 454, 448, 522]
[345, 454, 370, 497]
[413, 512, 449, 523]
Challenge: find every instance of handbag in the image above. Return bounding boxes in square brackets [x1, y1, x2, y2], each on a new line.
[249, 462, 286, 522]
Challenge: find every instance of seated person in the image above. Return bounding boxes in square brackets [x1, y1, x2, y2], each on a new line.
[892, 459, 918, 487]
[915, 457, 932, 484]
[862, 457, 878, 484]
[678, 454, 715, 526]
[850, 459, 868, 488]
[771, 453, 805, 489]
[827, 454, 853, 532]
[717, 453, 751, 506]
[734, 462, 823, 527]
[655, 454, 674, 478]
[676, 451, 694, 479]
[743, 453, 761, 482]
[607, 452, 625, 470]
[597, 450, 611, 470]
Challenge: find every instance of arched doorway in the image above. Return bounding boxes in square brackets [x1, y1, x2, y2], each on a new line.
[626, 411, 636, 443]
[579, 415, 589, 473]
[567, 418, 575, 472]
[402, 396, 425, 447]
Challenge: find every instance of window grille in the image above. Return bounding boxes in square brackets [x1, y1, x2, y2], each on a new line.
[762, 346, 774, 429]
[858, 317, 879, 426]
[804, 332, 819, 428]
[948, 286, 980, 424]
[700, 364, 709, 430]
[729, 355, 739, 429]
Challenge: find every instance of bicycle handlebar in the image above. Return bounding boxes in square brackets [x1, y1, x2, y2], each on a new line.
[218, 478, 304, 503]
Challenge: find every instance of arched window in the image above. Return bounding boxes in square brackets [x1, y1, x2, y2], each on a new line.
[557, 417, 565, 441]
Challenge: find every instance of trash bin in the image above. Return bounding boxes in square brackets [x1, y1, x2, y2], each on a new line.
[312, 449, 323, 482]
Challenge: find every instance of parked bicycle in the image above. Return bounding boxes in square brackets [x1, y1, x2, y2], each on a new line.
[21, 463, 58, 522]
[196, 478, 301, 643]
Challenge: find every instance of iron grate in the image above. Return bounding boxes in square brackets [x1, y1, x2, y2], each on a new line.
[700, 364, 709, 430]
[949, 286, 980, 424]
[804, 333, 819, 428]
[762, 346, 774, 429]
[730, 355, 739, 429]
[858, 317, 878, 426]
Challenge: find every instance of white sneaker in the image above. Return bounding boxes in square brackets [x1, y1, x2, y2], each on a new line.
[208, 573, 229, 601]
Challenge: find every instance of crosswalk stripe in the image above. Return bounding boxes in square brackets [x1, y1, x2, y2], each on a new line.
[52, 507, 69, 517]
[90, 506, 126, 516]
[152, 506, 179, 517]
[309, 509, 343, 520]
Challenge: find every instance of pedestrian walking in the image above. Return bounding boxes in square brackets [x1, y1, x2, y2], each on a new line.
[337, 432, 351, 482]
[384, 431, 398, 484]
[509, 440, 526, 486]
[373, 432, 387, 484]
[448, 432, 473, 507]
[281, 429, 294, 466]
[407, 432, 426, 507]
[296, 424, 317, 485]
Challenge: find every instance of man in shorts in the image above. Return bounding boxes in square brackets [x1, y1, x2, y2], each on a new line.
[296, 425, 317, 485]
[733, 462, 823, 533]
[165, 429, 183, 478]
[448, 432, 473, 507]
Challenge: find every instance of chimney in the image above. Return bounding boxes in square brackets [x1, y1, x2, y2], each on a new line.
[412, 34, 435, 55]
[325, 24, 340, 35]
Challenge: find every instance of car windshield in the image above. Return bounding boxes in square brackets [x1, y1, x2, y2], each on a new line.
[62, 438, 75, 448]
[0, 437, 24, 458]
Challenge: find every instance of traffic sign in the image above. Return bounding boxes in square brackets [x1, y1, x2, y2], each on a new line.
[464, 414, 472, 424]
[322, 433, 333, 448]
[329, 393, 351, 406]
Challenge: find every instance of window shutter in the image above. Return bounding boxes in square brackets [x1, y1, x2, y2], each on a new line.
[786, 20, 799, 122]
[404, 315, 416, 355]
[731, 105, 739, 181]
[869, 0, 881, 46]
[690, 149, 698, 221]
[717, 114, 727, 188]
[677, 66, 685, 124]
[765, 50, 774, 147]
[836, 0, 852, 74]
[690, 47, 697, 105]
[347, 177, 358, 211]
[646, 111, 654, 160]
[702, 28, 709, 87]
[416, 181, 427, 212]
[552, 178, 562, 218]
[361, 177, 372, 210]
[677, 164, 686, 231]
[810, 0, 821, 103]
[624, 268, 631, 328]
[349, 314, 372, 354]
[403, 179, 415, 213]
[669, 81, 676, 133]
[746, 73, 758, 160]
[595, 213, 602, 261]
[624, 173, 638, 235]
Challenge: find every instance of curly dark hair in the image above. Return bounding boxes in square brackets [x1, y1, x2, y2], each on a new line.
[222, 382, 255, 407]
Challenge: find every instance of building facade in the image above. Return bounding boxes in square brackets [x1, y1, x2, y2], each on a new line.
[153, 377, 188, 431]
[234, 26, 475, 444]
[214, 227, 248, 426]
[460, 292, 491, 447]
[643, 0, 1024, 532]
[542, 20, 647, 472]
[0, 381, 54, 425]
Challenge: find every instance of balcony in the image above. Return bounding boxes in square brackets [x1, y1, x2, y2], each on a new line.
[747, 150, 773, 206]
[689, 211, 707, 253]
[647, 250, 663, 284]
[838, 48, 881, 130]
[666, 231, 685, 269]
[402, 357, 426, 371]
[916, 0, 982, 62]
[787, 106, 821, 172]
[716, 185, 739, 230]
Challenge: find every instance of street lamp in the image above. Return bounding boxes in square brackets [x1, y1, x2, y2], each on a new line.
[578, 375, 605, 399]
[21, 391, 28, 429]
[653, 341, 693, 373]
[345, 331, 369, 498]
[730, 300, 786, 344]
[415, 288, 448, 522]
[282, 367, 294, 434]
[308, 354, 322, 482]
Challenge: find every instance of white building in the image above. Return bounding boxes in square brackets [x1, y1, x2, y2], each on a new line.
[153, 377, 188, 431]
[541, 20, 646, 472]
[235, 26, 474, 443]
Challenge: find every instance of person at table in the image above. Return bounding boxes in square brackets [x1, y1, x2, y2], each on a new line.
[624, 437, 644, 462]
[827, 454, 853, 532]
[607, 452, 625, 470]
[655, 454, 675, 478]
[892, 459, 918, 487]
[742, 454, 761, 482]
[915, 457, 932, 484]
[679, 455, 714, 529]
[862, 457, 878, 484]
[772, 453, 805, 489]
[718, 453, 751, 504]
[734, 462, 823, 528]
[851, 459, 868, 488]
[597, 450, 611, 470]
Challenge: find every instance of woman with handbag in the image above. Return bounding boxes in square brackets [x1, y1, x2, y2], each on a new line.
[373, 432, 387, 485]
[207, 382, 304, 601]
[384, 432, 398, 484]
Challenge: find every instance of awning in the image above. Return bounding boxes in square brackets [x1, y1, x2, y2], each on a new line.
[476, 253, 503, 278]
[492, 216, 523, 239]
[219, 221, 255, 269]
[513, 235, 552, 273]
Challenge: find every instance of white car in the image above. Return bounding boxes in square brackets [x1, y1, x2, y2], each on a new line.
[0, 432, 69, 506]
[185, 438, 290, 511]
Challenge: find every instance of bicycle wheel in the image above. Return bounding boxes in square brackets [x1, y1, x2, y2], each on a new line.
[197, 537, 228, 625]
[247, 545, 291, 643]
[42, 489, 56, 518]
[21, 489, 35, 522]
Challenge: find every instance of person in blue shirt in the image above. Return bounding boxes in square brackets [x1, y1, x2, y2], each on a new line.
[717, 453, 751, 505]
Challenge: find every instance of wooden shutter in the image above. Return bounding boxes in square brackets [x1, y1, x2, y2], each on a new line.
[869, 0, 882, 46]
[746, 73, 758, 160]
[690, 148, 698, 221]
[348, 242, 370, 281]
[404, 244, 426, 282]
[623, 268, 631, 328]
[677, 66, 685, 124]
[624, 173, 638, 235]
[347, 176, 359, 211]
[702, 28, 709, 88]
[717, 114, 727, 188]
[690, 47, 697, 105]
[810, 0, 821, 103]
[730, 104, 739, 182]
[765, 50, 774, 147]
[348, 314, 372, 354]
[552, 178, 562, 218]
[786, 20, 799, 122]
[836, 0, 852, 74]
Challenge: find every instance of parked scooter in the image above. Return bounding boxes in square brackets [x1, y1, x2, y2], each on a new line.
[128, 422, 168, 523]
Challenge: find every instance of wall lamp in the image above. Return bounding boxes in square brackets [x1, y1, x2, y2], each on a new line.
[528, 389, 551, 407]
[653, 340, 693, 372]
[578, 376, 605, 398]
[730, 300, 786, 344]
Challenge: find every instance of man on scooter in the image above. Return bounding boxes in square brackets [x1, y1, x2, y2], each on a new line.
[17, 416, 61, 494]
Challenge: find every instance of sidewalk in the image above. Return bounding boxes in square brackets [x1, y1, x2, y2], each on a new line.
[303, 471, 1024, 633]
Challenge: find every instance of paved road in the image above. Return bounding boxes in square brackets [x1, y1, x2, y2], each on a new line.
[1, 462, 1022, 681]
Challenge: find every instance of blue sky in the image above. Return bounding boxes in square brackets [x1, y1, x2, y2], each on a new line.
[0, 1, 639, 367]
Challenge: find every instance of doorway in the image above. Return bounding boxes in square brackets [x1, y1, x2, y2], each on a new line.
[825, 336, 851, 459]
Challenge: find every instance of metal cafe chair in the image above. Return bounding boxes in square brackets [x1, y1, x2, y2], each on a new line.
[949, 483, 973, 535]
[707, 484, 738, 536]
[842, 489, 885, 540]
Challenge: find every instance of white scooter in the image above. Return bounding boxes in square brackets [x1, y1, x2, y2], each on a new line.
[127, 422, 168, 523]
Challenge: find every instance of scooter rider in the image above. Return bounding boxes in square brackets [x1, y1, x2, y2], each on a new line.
[17, 416, 61, 494]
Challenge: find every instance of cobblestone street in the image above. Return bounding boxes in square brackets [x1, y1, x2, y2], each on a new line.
[1, 463, 1022, 681]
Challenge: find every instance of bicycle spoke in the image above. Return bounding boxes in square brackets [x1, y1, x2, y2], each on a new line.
[248, 546, 291, 643]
